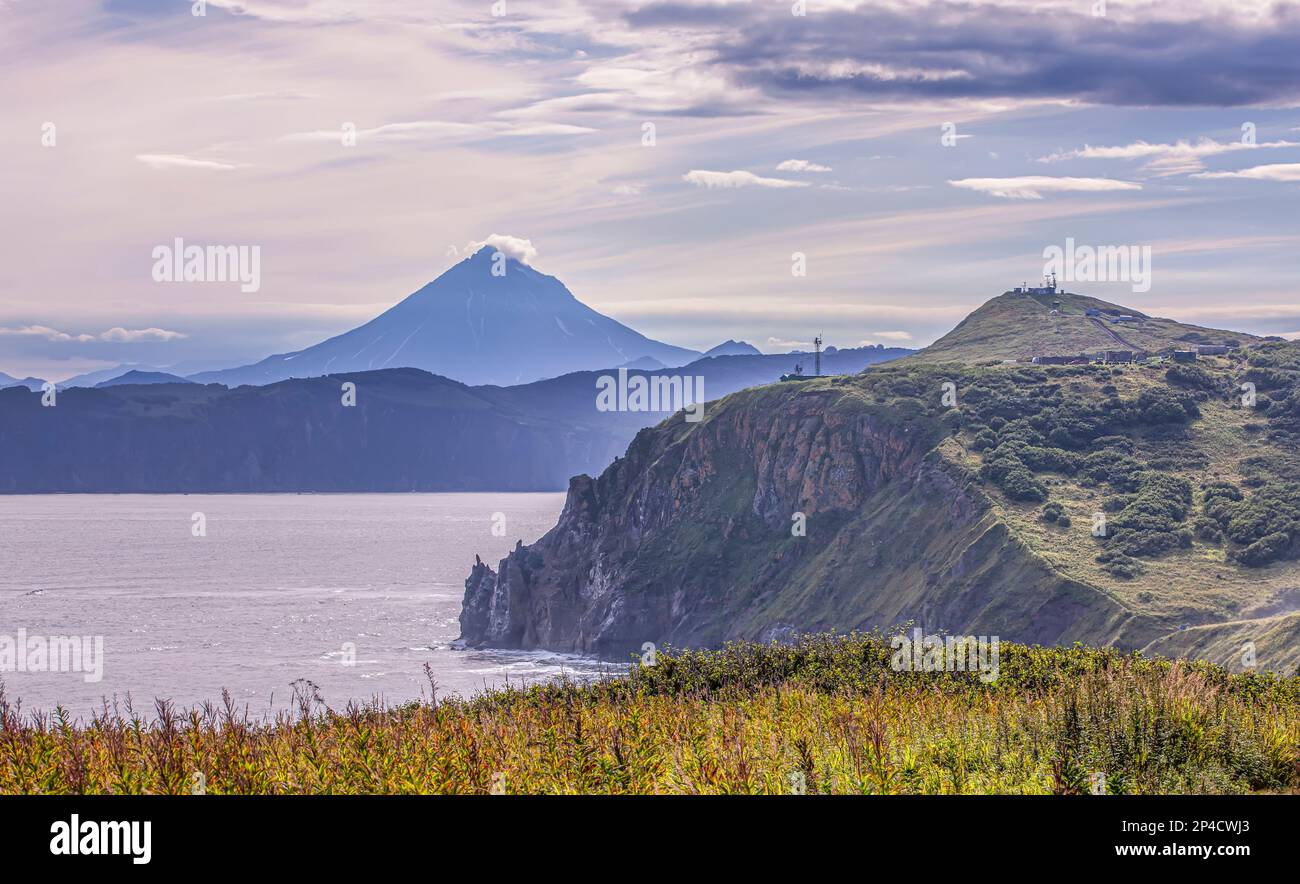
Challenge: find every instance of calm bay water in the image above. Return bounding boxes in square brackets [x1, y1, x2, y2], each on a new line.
[0, 494, 614, 718]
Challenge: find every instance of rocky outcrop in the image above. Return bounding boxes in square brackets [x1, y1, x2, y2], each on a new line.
[459, 380, 1147, 659]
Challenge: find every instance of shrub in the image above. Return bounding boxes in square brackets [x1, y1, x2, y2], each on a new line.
[1203, 482, 1243, 503]
[1102, 473, 1194, 559]
[1096, 550, 1146, 579]
[1193, 517, 1223, 543]
[1078, 450, 1143, 491]
[1165, 364, 1218, 391]
[1237, 531, 1295, 567]
[1206, 481, 1300, 567]
[1135, 389, 1200, 424]
[971, 429, 998, 451]
[1001, 466, 1048, 502]
[1018, 445, 1080, 474]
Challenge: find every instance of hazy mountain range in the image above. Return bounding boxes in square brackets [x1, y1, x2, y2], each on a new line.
[702, 340, 762, 358]
[56, 360, 227, 389]
[94, 370, 194, 388]
[0, 372, 45, 391]
[0, 345, 907, 493]
[0, 246, 909, 492]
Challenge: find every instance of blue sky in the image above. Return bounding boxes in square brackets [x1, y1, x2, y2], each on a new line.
[3, 0, 1300, 381]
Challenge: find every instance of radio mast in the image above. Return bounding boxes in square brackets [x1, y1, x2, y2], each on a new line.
[814, 334, 822, 377]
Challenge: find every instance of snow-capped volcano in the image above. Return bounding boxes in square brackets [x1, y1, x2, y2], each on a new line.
[190, 246, 700, 387]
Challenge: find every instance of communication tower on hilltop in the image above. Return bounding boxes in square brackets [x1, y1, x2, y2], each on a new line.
[1013, 273, 1060, 296]
[814, 334, 823, 377]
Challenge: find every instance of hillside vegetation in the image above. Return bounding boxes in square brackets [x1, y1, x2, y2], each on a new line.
[459, 293, 1300, 675]
[2, 635, 1296, 794]
[936, 339, 1300, 671]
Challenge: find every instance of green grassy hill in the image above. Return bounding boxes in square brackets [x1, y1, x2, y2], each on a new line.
[931, 344, 1300, 673]
[459, 292, 1300, 676]
[909, 290, 1258, 364]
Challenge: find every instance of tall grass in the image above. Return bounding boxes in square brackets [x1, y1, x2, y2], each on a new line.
[1, 634, 1296, 794]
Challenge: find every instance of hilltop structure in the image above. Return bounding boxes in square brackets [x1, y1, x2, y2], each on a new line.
[1012, 274, 1059, 295]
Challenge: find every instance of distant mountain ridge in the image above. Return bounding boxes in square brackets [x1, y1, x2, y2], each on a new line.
[95, 370, 194, 387]
[58, 361, 228, 389]
[0, 345, 909, 493]
[0, 372, 46, 391]
[188, 247, 701, 388]
[704, 340, 762, 357]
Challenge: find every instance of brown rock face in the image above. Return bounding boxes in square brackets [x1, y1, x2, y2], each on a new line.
[459, 382, 1142, 660]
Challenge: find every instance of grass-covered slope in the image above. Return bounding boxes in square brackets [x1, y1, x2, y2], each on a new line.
[4, 635, 1296, 794]
[461, 329, 1300, 673]
[936, 341, 1300, 673]
[909, 290, 1258, 365]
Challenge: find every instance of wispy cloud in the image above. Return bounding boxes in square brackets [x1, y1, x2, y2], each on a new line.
[135, 154, 243, 171]
[1041, 138, 1300, 176]
[0, 326, 94, 343]
[98, 327, 189, 343]
[1191, 163, 1300, 182]
[206, 91, 320, 103]
[683, 170, 808, 189]
[767, 337, 811, 350]
[0, 326, 187, 343]
[777, 159, 832, 173]
[281, 119, 595, 145]
[948, 176, 1142, 200]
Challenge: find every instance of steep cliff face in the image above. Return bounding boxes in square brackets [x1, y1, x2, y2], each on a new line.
[459, 378, 1146, 659]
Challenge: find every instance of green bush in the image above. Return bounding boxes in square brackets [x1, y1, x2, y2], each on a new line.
[1203, 481, 1300, 566]
[1001, 466, 1048, 502]
[1193, 516, 1223, 543]
[1096, 550, 1146, 579]
[1078, 449, 1143, 490]
[1135, 389, 1200, 424]
[1165, 363, 1218, 391]
[1237, 531, 1294, 567]
[1102, 473, 1193, 559]
[972, 428, 998, 451]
